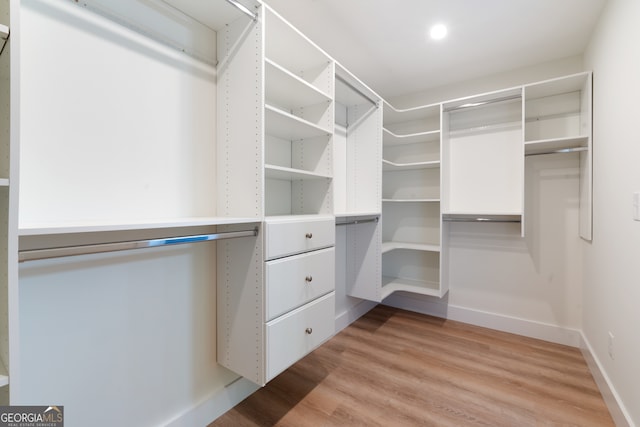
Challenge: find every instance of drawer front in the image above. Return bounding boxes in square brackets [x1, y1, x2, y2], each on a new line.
[265, 217, 335, 260]
[265, 292, 335, 382]
[266, 247, 335, 321]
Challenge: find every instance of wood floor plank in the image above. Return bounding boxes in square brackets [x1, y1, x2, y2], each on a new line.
[209, 305, 614, 426]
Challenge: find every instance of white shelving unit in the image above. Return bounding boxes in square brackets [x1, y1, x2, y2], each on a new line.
[333, 64, 382, 302]
[442, 88, 525, 233]
[524, 72, 592, 240]
[264, 7, 334, 218]
[377, 102, 448, 299]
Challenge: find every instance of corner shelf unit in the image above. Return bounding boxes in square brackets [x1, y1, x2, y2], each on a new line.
[379, 102, 448, 299]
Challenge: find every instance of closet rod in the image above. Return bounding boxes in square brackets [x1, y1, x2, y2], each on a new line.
[442, 217, 521, 223]
[525, 147, 587, 156]
[336, 217, 379, 226]
[19, 228, 259, 263]
[444, 94, 521, 112]
[225, 0, 258, 21]
[336, 75, 379, 106]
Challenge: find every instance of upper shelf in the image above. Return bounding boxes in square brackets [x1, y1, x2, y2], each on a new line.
[383, 128, 440, 145]
[383, 101, 440, 125]
[161, 0, 260, 31]
[265, 58, 332, 110]
[0, 24, 8, 40]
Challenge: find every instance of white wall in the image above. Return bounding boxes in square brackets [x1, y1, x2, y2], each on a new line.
[20, 0, 217, 226]
[583, 0, 640, 424]
[17, 2, 238, 426]
[384, 57, 588, 344]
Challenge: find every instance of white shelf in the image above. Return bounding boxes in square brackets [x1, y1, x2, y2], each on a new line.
[265, 104, 332, 141]
[383, 101, 440, 125]
[265, 164, 332, 181]
[0, 24, 8, 40]
[383, 128, 440, 145]
[335, 211, 380, 218]
[382, 242, 440, 254]
[383, 198, 440, 203]
[381, 276, 441, 299]
[18, 217, 260, 236]
[382, 159, 440, 171]
[524, 135, 588, 155]
[0, 178, 8, 187]
[265, 58, 331, 110]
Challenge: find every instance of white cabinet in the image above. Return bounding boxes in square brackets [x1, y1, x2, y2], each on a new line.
[217, 221, 337, 387]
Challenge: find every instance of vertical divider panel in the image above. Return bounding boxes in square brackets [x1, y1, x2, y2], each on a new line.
[217, 12, 264, 219]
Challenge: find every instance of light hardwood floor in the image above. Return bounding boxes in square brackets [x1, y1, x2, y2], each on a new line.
[210, 305, 614, 426]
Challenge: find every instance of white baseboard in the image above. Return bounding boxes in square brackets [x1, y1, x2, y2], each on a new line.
[335, 299, 377, 333]
[164, 377, 259, 427]
[382, 293, 582, 347]
[580, 333, 634, 427]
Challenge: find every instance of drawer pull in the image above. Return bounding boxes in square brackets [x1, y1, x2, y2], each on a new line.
[305, 232, 313, 239]
[305, 327, 313, 335]
[305, 275, 313, 283]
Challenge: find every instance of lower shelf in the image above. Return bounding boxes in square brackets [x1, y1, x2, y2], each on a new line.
[382, 241, 440, 254]
[381, 276, 442, 299]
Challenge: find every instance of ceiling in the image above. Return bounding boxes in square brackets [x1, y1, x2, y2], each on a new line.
[262, 0, 607, 100]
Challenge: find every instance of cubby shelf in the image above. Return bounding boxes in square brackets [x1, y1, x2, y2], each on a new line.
[265, 58, 332, 110]
[265, 164, 332, 181]
[382, 159, 440, 171]
[265, 104, 332, 141]
[0, 24, 8, 39]
[383, 128, 440, 145]
[0, 179, 8, 187]
[381, 241, 440, 254]
[381, 276, 441, 299]
[524, 135, 588, 155]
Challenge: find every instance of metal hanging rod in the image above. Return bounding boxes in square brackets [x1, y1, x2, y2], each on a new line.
[525, 147, 587, 157]
[336, 217, 379, 227]
[225, 0, 258, 21]
[19, 227, 259, 263]
[443, 217, 521, 224]
[336, 75, 379, 107]
[444, 94, 522, 112]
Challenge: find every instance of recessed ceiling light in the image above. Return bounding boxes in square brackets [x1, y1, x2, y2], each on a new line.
[429, 23, 448, 40]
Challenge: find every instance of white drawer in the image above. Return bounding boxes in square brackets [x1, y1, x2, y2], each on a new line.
[266, 247, 335, 321]
[265, 217, 335, 260]
[265, 292, 335, 382]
